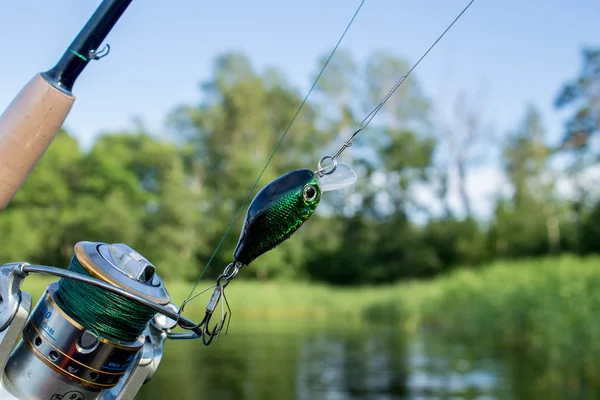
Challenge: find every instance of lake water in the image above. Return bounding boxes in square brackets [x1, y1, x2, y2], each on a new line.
[0, 319, 592, 399]
[136, 320, 587, 400]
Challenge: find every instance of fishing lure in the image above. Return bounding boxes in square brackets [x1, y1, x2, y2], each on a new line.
[183, 163, 357, 344]
[235, 164, 357, 265]
[182, 0, 476, 345]
[234, 168, 321, 265]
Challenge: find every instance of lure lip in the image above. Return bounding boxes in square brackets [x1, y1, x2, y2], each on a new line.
[316, 163, 357, 192]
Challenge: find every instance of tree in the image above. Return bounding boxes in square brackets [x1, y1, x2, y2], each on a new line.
[138, 155, 202, 281]
[357, 52, 435, 220]
[433, 85, 496, 218]
[554, 47, 600, 152]
[490, 105, 561, 257]
[306, 51, 440, 284]
[554, 47, 600, 230]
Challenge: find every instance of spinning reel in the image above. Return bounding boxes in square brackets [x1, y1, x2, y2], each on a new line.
[0, 241, 213, 400]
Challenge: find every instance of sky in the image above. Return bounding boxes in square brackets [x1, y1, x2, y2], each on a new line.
[0, 0, 598, 219]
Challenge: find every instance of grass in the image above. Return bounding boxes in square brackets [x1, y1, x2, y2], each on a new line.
[365, 254, 600, 389]
[20, 274, 404, 322]
[20, 255, 600, 388]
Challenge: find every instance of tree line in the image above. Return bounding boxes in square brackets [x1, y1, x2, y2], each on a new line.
[1, 48, 599, 285]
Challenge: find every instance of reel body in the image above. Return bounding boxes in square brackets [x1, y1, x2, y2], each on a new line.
[0, 242, 179, 400]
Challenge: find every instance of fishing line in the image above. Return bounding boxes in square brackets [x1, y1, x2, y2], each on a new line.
[359, 0, 475, 131]
[56, 255, 157, 342]
[183, 0, 367, 303]
[317, 0, 477, 173]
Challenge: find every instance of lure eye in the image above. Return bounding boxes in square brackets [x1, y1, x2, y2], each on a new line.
[303, 184, 318, 202]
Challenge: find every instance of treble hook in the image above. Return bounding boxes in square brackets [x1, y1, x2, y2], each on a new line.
[175, 262, 240, 345]
[187, 275, 232, 345]
[89, 44, 110, 60]
[192, 314, 224, 345]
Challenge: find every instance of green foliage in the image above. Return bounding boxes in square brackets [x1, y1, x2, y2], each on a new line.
[489, 105, 564, 259]
[422, 217, 487, 269]
[358, 256, 600, 388]
[408, 256, 600, 389]
[2, 48, 600, 288]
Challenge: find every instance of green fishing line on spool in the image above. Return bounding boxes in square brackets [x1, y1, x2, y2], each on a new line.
[56, 255, 157, 342]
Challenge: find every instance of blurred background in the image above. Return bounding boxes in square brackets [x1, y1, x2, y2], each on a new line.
[2, 0, 600, 398]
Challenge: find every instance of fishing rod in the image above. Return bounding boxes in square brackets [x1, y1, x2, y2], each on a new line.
[0, 2, 206, 400]
[0, 0, 131, 210]
[0, 0, 476, 399]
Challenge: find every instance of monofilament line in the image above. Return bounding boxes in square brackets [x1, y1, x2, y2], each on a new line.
[317, 0, 477, 171]
[357, 0, 476, 132]
[183, 0, 368, 303]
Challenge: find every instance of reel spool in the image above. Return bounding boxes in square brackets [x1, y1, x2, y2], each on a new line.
[0, 241, 185, 400]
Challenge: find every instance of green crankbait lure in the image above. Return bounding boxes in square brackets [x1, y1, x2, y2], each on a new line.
[233, 162, 356, 265]
[186, 163, 357, 345]
[234, 168, 322, 265]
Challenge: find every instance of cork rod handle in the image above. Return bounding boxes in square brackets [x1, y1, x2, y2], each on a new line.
[0, 74, 75, 209]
